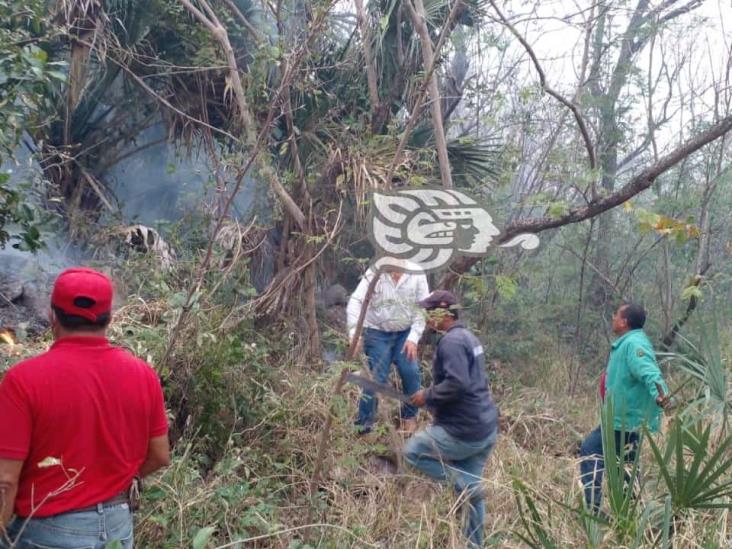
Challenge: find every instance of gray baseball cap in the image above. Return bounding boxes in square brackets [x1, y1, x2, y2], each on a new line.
[418, 290, 459, 309]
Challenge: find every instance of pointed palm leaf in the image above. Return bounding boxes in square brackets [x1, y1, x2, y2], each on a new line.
[645, 421, 732, 510]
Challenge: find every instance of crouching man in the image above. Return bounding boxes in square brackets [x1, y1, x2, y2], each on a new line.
[404, 291, 499, 548]
[0, 268, 170, 548]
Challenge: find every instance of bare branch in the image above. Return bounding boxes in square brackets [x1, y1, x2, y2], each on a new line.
[505, 114, 732, 237]
[179, 0, 218, 34]
[221, 0, 263, 43]
[160, 1, 336, 366]
[655, 0, 703, 24]
[106, 54, 242, 143]
[179, 0, 307, 230]
[488, 0, 597, 170]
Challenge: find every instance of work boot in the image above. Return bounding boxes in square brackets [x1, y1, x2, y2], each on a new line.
[399, 418, 418, 435]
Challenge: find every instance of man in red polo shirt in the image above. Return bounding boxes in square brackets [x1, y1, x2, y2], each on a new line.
[0, 267, 170, 548]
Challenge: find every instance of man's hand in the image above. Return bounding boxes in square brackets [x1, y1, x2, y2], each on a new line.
[655, 382, 671, 409]
[0, 459, 22, 529]
[402, 340, 418, 362]
[410, 389, 426, 407]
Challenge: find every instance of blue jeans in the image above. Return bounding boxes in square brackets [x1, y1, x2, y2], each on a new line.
[355, 328, 421, 429]
[579, 425, 639, 512]
[2, 503, 133, 549]
[404, 425, 498, 548]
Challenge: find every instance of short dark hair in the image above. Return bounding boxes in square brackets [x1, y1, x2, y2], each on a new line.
[620, 303, 646, 330]
[52, 306, 110, 331]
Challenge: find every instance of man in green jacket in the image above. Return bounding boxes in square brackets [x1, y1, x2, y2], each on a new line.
[579, 303, 670, 512]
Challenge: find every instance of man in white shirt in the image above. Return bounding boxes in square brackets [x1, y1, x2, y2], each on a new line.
[347, 262, 430, 434]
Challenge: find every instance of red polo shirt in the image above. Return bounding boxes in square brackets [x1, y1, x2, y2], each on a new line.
[0, 336, 168, 517]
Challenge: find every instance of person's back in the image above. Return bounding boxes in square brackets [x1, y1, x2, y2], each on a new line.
[3, 337, 167, 518]
[428, 324, 498, 441]
[404, 291, 500, 548]
[0, 267, 169, 549]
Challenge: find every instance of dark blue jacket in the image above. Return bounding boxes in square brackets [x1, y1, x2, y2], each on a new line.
[424, 322, 498, 441]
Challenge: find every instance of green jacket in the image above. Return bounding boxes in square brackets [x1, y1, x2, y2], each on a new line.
[605, 329, 668, 433]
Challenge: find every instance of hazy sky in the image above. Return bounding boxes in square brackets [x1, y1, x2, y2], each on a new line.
[478, 1, 732, 155]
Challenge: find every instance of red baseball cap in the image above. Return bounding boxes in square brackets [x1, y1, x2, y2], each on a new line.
[51, 267, 113, 322]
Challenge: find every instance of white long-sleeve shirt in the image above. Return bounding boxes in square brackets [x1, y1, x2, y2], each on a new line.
[347, 268, 430, 344]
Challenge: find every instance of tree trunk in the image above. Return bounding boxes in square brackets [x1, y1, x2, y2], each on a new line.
[405, 0, 453, 188]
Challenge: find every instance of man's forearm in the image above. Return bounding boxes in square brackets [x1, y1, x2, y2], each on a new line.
[0, 482, 18, 529]
[425, 380, 463, 405]
[139, 435, 171, 478]
[407, 320, 424, 344]
[138, 458, 164, 478]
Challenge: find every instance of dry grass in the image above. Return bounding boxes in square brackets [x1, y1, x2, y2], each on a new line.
[3, 301, 730, 548]
[129, 355, 606, 548]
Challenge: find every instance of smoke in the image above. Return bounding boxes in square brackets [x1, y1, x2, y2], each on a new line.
[106, 123, 265, 226]
[1, 139, 87, 277]
[0, 235, 86, 334]
[0, 122, 273, 317]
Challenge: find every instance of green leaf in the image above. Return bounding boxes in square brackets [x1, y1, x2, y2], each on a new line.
[105, 541, 124, 549]
[33, 48, 47, 63]
[681, 285, 702, 302]
[192, 526, 216, 549]
[47, 70, 67, 81]
[546, 201, 568, 220]
[495, 275, 518, 300]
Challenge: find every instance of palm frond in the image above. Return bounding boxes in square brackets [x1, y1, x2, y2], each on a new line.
[447, 136, 501, 187]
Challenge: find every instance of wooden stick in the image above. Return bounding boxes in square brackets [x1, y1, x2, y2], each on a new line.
[308, 270, 382, 490]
